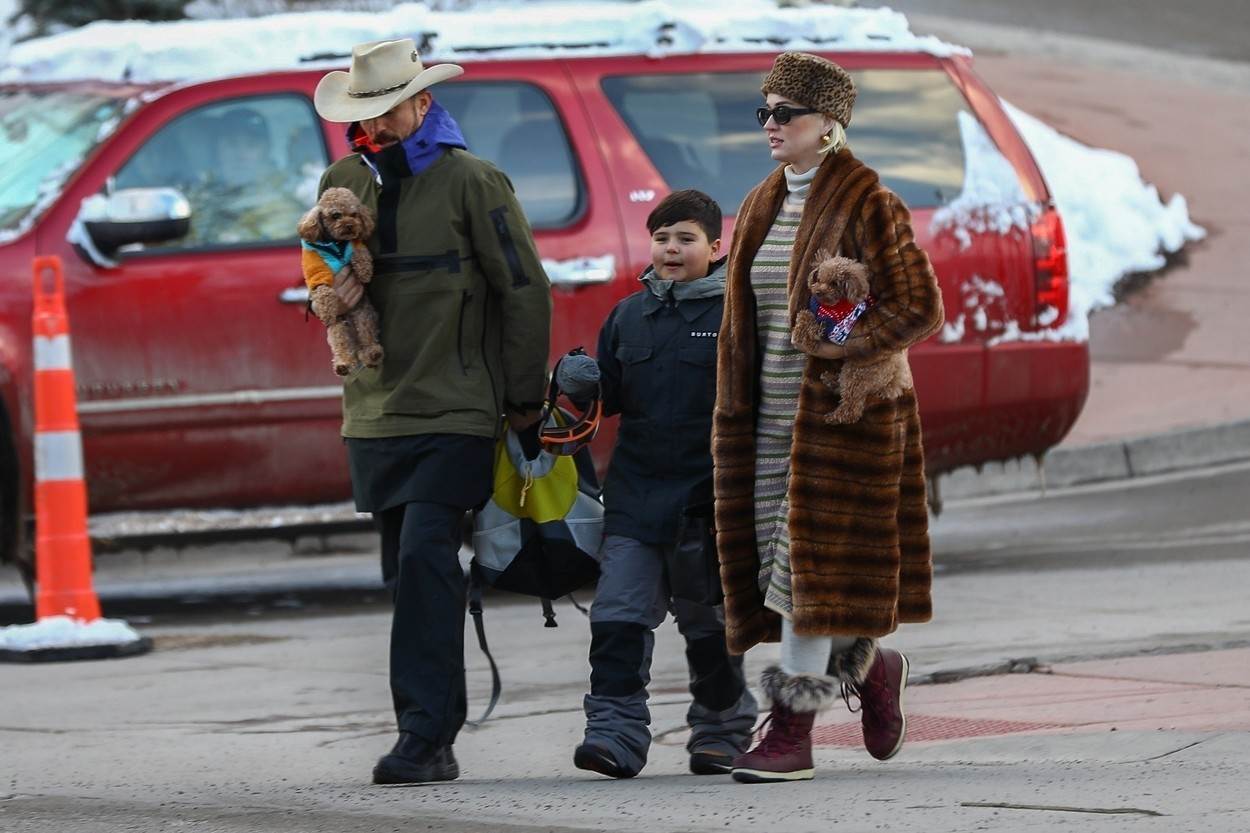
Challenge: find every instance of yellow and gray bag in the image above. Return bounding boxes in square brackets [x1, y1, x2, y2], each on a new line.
[467, 413, 603, 723]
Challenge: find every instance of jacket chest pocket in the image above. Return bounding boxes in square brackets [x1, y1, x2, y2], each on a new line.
[615, 344, 654, 416]
[676, 345, 717, 417]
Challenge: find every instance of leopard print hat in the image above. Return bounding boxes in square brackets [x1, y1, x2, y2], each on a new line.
[761, 51, 857, 128]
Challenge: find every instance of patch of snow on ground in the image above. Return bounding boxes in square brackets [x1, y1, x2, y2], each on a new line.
[0, 615, 144, 650]
[0, 0, 966, 84]
[931, 110, 1037, 250]
[1001, 100, 1206, 343]
[90, 502, 369, 538]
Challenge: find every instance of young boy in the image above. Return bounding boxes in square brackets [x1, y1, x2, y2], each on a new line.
[575, 190, 757, 779]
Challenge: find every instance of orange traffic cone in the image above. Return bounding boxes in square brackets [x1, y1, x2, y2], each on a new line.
[0, 256, 150, 661]
[31, 254, 100, 621]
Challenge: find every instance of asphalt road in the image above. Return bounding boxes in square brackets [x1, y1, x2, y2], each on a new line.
[3, 460, 1249, 626]
[930, 460, 1250, 575]
[858, 0, 1250, 63]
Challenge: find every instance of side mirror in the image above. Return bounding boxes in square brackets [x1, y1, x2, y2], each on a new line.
[72, 187, 192, 263]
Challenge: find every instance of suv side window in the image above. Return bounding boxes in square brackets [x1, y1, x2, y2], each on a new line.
[602, 70, 969, 210]
[435, 82, 582, 229]
[114, 94, 327, 250]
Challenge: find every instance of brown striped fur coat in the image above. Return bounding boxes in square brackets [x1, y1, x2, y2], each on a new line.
[713, 148, 944, 655]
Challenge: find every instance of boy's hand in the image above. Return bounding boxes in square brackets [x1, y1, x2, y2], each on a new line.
[333, 265, 364, 309]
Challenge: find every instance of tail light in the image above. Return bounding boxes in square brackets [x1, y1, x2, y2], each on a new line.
[1031, 206, 1069, 327]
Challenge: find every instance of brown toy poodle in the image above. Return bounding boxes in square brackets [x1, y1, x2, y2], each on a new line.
[297, 187, 383, 376]
[793, 250, 912, 424]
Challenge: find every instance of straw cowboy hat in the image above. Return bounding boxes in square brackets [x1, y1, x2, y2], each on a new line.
[314, 38, 463, 123]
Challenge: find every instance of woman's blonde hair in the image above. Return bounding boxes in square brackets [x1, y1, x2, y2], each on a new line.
[818, 121, 847, 156]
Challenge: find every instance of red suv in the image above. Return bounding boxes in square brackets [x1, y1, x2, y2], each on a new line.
[0, 50, 1087, 570]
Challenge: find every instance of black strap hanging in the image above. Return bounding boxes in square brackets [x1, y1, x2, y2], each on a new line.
[464, 580, 502, 729]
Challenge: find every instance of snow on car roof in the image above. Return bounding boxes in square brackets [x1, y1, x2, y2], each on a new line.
[0, 0, 968, 85]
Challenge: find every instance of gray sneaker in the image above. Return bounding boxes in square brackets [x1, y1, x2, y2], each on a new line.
[574, 742, 637, 779]
[689, 749, 734, 775]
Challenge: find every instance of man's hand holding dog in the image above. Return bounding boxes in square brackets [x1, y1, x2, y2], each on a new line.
[333, 265, 365, 309]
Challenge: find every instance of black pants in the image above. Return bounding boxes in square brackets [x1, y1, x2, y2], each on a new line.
[376, 501, 468, 747]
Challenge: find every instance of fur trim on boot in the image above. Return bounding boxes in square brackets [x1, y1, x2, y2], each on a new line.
[828, 638, 878, 686]
[759, 665, 839, 713]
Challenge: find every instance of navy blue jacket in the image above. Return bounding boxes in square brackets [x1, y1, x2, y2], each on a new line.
[597, 261, 726, 545]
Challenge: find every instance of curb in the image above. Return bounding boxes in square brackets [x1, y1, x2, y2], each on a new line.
[936, 418, 1250, 502]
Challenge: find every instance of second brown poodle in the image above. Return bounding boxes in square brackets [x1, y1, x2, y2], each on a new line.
[796, 251, 912, 424]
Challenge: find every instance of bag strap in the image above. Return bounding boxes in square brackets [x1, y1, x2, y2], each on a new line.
[566, 592, 590, 617]
[463, 590, 589, 726]
[464, 578, 502, 728]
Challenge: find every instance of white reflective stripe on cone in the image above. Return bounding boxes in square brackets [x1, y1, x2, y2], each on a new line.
[35, 430, 85, 482]
[33, 334, 73, 371]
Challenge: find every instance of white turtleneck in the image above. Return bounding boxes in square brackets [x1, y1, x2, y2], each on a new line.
[784, 164, 818, 205]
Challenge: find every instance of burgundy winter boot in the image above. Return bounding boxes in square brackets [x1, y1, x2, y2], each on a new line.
[857, 648, 910, 760]
[830, 639, 909, 761]
[731, 666, 836, 784]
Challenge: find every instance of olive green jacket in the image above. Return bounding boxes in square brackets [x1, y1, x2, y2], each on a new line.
[319, 148, 552, 439]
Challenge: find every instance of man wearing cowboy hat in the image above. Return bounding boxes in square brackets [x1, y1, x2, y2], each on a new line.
[314, 38, 552, 785]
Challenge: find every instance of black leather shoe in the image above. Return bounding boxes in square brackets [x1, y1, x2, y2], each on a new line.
[372, 733, 459, 785]
[573, 742, 637, 779]
[437, 745, 460, 780]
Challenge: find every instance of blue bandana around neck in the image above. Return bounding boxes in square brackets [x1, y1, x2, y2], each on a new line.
[352, 100, 468, 182]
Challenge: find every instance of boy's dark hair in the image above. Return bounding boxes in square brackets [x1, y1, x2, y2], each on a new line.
[646, 189, 722, 244]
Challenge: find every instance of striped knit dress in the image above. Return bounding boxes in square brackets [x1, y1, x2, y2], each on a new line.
[751, 165, 816, 618]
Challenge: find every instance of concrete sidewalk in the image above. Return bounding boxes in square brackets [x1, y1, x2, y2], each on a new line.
[811, 648, 1250, 751]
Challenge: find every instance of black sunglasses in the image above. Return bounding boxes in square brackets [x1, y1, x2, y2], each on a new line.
[755, 104, 817, 127]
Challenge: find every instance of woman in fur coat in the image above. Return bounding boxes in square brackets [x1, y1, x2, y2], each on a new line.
[713, 51, 944, 783]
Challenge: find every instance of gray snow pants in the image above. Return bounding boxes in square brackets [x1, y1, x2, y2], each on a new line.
[583, 534, 758, 775]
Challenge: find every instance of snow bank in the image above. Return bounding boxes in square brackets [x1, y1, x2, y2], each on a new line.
[1002, 100, 1206, 342]
[932, 111, 1038, 250]
[0, 0, 966, 84]
[89, 502, 368, 538]
[932, 98, 1205, 344]
[0, 615, 144, 651]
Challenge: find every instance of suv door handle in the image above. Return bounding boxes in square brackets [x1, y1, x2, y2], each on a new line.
[543, 254, 615, 288]
[280, 286, 310, 304]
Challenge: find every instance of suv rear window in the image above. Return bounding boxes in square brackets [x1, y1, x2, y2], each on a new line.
[602, 69, 969, 210]
[437, 81, 582, 229]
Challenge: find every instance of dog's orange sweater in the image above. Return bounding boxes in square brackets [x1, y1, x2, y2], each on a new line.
[301, 248, 336, 290]
[300, 239, 359, 291]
